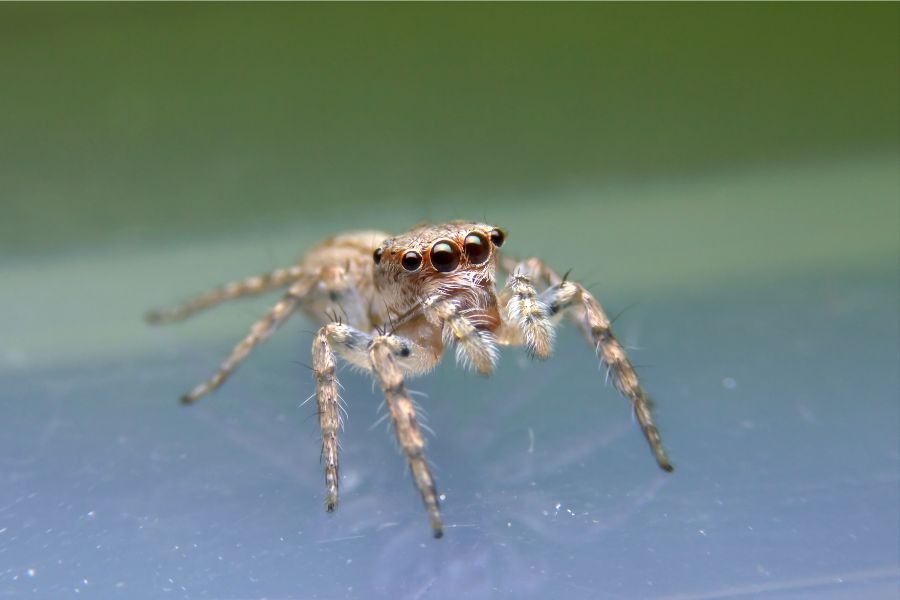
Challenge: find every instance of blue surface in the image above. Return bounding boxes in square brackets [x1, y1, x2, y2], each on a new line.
[2, 257, 897, 599]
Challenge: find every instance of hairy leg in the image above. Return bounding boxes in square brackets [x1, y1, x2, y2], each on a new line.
[311, 322, 378, 511]
[498, 254, 563, 288]
[541, 279, 673, 472]
[311, 323, 441, 535]
[370, 336, 444, 538]
[500, 256, 673, 471]
[146, 265, 306, 324]
[422, 296, 498, 375]
[312, 325, 341, 512]
[497, 266, 555, 358]
[180, 278, 314, 404]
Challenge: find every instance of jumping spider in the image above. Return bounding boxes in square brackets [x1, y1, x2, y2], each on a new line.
[147, 221, 673, 538]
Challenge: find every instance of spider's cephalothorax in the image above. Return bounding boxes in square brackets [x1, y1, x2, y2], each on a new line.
[371, 222, 505, 375]
[147, 221, 673, 539]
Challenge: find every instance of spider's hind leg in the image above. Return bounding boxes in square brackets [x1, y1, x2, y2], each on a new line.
[146, 265, 306, 324]
[179, 278, 314, 404]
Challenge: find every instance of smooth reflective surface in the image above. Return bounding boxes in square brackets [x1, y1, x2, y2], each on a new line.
[3, 158, 897, 599]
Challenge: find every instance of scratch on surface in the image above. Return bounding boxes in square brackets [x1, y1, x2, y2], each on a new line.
[407, 576, 437, 600]
[315, 534, 366, 544]
[527, 427, 535, 454]
[651, 565, 900, 600]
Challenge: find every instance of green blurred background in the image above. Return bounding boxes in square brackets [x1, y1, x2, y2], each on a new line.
[2, 3, 897, 253]
[2, 3, 897, 369]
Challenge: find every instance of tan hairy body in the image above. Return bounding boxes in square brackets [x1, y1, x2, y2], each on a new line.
[147, 221, 673, 538]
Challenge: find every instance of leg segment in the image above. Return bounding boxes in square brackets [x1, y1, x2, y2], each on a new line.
[310, 322, 384, 510]
[180, 278, 314, 404]
[498, 254, 563, 288]
[312, 326, 341, 512]
[310, 323, 440, 534]
[370, 337, 444, 538]
[541, 279, 673, 472]
[422, 296, 498, 375]
[498, 267, 555, 359]
[146, 265, 306, 324]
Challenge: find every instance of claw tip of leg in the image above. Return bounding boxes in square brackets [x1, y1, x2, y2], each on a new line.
[433, 528, 444, 539]
[179, 395, 194, 406]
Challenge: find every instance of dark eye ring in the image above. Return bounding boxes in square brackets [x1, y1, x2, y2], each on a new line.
[401, 250, 423, 271]
[373, 248, 383, 264]
[489, 228, 506, 247]
[463, 232, 490, 264]
[430, 240, 461, 273]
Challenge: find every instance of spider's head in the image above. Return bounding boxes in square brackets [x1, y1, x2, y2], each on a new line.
[372, 221, 506, 304]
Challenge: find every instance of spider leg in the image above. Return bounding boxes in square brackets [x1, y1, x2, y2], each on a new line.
[369, 336, 444, 538]
[146, 265, 306, 324]
[497, 254, 563, 288]
[311, 322, 376, 511]
[422, 296, 498, 375]
[497, 266, 555, 359]
[311, 324, 441, 534]
[540, 278, 674, 472]
[180, 278, 314, 404]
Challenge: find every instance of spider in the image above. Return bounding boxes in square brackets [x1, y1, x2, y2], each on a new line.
[146, 221, 673, 538]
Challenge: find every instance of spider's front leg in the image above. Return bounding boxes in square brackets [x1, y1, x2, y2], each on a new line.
[312, 324, 346, 512]
[312, 324, 443, 537]
[497, 268, 556, 359]
[369, 337, 444, 538]
[544, 278, 673, 472]
[312, 322, 388, 512]
[500, 258, 673, 473]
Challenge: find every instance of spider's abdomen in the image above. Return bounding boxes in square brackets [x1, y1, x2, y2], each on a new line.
[298, 230, 389, 330]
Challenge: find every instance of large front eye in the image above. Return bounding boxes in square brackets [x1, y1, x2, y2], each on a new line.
[373, 248, 383, 264]
[489, 228, 506, 247]
[430, 241, 460, 272]
[464, 232, 490, 264]
[401, 250, 423, 271]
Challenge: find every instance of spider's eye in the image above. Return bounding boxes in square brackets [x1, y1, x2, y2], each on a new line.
[463, 232, 490, 264]
[401, 250, 423, 271]
[373, 248, 383, 264]
[489, 228, 506, 247]
[430, 240, 461, 272]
